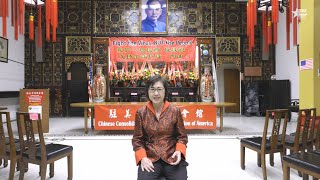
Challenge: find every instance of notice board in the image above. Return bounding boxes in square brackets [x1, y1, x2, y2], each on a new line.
[19, 89, 49, 133]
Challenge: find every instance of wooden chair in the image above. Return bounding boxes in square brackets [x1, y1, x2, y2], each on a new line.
[0, 111, 22, 179]
[240, 109, 289, 180]
[283, 151, 320, 180]
[16, 112, 73, 180]
[284, 108, 317, 155]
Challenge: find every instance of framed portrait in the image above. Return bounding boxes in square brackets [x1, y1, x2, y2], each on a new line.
[140, 0, 168, 34]
[0, 37, 8, 63]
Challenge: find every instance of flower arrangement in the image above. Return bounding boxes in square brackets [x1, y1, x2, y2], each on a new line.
[109, 64, 198, 88]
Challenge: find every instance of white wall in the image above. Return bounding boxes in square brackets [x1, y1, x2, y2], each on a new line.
[0, 0, 25, 119]
[276, 9, 299, 99]
[0, 1, 25, 92]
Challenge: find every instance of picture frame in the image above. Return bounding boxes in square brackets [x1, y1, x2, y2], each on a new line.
[0, 37, 8, 63]
[140, 0, 168, 34]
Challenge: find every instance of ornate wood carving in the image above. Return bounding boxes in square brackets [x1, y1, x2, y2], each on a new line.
[216, 56, 241, 71]
[168, 2, 214, 35]
[215, 2, 246, 35]
[58, 0, 92, 34]
[216, 37, 240, 55]
[94, 1, 139, 35]
[65, 56, 91, 72]
[65, 36, 91, 55]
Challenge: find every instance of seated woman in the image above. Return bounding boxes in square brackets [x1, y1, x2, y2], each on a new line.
[132, 75, 188, 180]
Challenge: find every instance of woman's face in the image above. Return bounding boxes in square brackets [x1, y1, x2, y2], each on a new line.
[148, 81, 165, 104]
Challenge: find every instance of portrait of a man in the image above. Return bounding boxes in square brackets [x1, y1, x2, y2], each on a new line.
[140, 0, 168, 34]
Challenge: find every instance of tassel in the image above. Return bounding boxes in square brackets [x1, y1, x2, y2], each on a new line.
[46, 0, 51, 41]
[293, 0, 297, 45]
[29, 14, 34, 41]
[13, 0, 18, 40]
[38, 6, 42, 47]
[52, 0, 58, 42]
[267, 20, 272, 45]
[286, 4, 290, 50]
[2, 0, 7, 37]
[19, 0, 25, 35]
[273, 23, 277, 44]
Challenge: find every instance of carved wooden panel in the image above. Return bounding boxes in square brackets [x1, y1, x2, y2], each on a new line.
[216, 56, 241, 71]
[65, 36, 91, 55]
[92, 37, 109, 79]
[94, 1, 139, 35]
[58, 0, 92, 34]
[168, 1, 214, 35]
[65, 56, 91, 72]
[216, 37, 240, 55]
[215, 2, 246, 35]
[25, 37, 63, 87]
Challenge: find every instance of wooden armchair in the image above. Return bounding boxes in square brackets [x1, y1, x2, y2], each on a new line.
[0, 111, 22, 179]
[240, 109, 289, 180]
[16, 112, 73, 180]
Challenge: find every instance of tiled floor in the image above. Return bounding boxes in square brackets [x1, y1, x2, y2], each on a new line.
[0, 113, 303, 180]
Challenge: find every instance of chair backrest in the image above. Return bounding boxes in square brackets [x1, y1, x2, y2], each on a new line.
[172, 97, 185, 102]
[293, 108, 316, 152]
[16, 112, 47, 162]
[262, 109, 289, 152]
[0, 112, 16, 157]
[109, 97, 122, 102]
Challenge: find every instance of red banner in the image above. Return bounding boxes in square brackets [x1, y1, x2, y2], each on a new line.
[95, 103, 216, 130]
[109, 37, 196, 62]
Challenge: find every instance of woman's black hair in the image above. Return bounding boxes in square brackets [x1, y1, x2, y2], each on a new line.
[145, 74, 168, 102]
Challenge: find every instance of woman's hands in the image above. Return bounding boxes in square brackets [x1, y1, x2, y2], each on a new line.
[169, 151, 181, 165]
[141, 157, 155, 172]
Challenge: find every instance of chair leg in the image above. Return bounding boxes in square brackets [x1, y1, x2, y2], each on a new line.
[283, 162, 290, 180]
[261, 153, 267, 180]
[240, 144, 245, 170]
[0, 158, 2, 166]
[9, 158, 16, 180]
[270, 153, 274, 166]
[18, 160, 25, 180]
[50, 163, 55, 178]
[40, 165, 47, 180]
[257, 152, 261, 167]
[4, 159, 8, 167]
[68, 153, 73, 180]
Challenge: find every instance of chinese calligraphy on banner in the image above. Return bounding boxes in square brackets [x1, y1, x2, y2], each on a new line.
[95, 104, 216, 130]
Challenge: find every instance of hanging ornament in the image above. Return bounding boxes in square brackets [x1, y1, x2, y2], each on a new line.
[29, 13, 34, 40]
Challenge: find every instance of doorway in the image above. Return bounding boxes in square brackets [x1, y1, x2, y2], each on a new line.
[224, 69, 240, 113]
[67, 62, 89, 116]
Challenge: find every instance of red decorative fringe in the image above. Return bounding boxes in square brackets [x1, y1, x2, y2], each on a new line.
[38, 6, 42, 47]
[286, 2, 291, 50]
[2, 0, 8, 37]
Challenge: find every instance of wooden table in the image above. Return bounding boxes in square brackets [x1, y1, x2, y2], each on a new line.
[70, 102, 236, 133]
[0, 107, 8, 110]
[214, 102, 237, 132]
